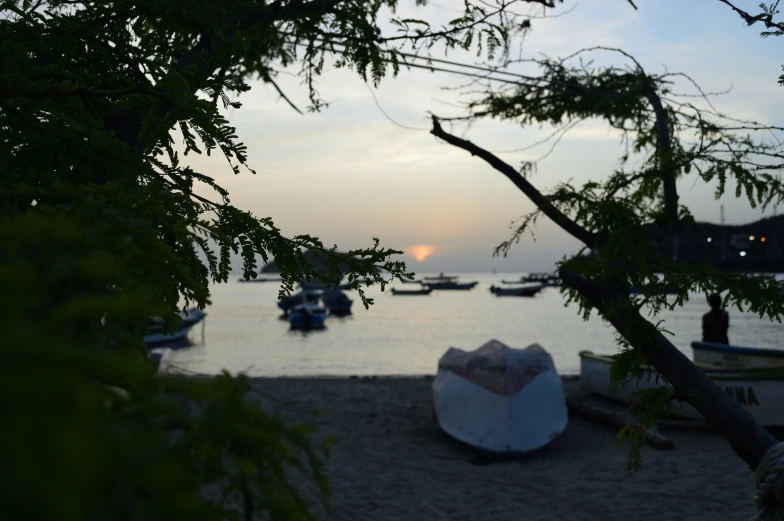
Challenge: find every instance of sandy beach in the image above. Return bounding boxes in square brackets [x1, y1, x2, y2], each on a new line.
[237, 375, 758, 521]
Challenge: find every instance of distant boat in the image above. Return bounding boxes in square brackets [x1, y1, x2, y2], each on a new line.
[391, 287, 433, 296]
[433, 339, 568, 453]
[289, 303, 327, 329]
[322, 289, 353, 314]
[422, 273, 459, 282]
[691, 341, 784, 370]
[237, 276, 283, 283]
[424, 281, 478, 291]
[517, 273, 561, 286]
[278, 290, 322, 314]
[145, 308, 207, 347]
[489, 285, 543, 297]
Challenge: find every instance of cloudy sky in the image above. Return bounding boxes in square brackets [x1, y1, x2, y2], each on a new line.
[184, 0, 783, 274]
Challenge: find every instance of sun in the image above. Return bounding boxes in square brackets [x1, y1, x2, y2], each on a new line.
[408, 245, 436, 262]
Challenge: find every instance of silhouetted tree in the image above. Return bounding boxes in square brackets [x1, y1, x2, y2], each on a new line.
[430, 46, 784, 518]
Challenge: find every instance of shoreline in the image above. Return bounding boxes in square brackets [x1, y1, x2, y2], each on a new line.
[202, 374, 758, 520]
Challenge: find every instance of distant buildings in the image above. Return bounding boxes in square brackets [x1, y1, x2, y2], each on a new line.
[653, 215, 783, 272]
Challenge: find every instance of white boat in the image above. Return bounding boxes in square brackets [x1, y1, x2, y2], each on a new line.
[691, 341, 784, 370]
[433, 340, 568, 453]
[145, 308, 207, 347]
[579, 350, 784, 427]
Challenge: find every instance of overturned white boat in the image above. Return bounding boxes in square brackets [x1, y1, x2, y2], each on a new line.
[432, 339, 568, 453]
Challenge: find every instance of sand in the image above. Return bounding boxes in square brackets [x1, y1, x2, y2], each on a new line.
[235, 375, 759, 521]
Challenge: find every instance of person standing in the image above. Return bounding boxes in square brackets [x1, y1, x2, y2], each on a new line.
[702, 293, 730, 345]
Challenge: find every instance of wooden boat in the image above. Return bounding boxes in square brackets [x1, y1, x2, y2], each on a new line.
[322, 290, 353, 314]
[278, 290, 322, 314]
[289, 303, 327, 329]
[691, 341, 784, 370]
[489, 284, 543, 297]
[579, 350, 784, 427]
[390, 287, 432, 295]
[145, 309, 207, 347]
[433, 340, 568, 453]
[424, 281, 478, 290]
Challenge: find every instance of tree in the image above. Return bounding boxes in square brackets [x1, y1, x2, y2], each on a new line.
[0, 0, 546, 519]
[429, 47, 784, 518]
[718, 0, 784, 87]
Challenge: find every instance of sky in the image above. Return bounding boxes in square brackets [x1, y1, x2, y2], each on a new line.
[182, 0, 784, 274]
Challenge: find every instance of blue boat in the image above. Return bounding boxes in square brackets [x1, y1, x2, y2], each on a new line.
[322, 290, 353, 314]
[278, 290, 322, 314]
[289, 303, 327, 329]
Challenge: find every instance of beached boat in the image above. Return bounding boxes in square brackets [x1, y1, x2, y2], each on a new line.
[289, 303, 327, 329]
[691, 341, 784, 370]
[489, 284, 543, 297]
[322, 290, 353, 314]
[424, 281, 478, 290]
[278, 290, 322, 314]
[433, 339, 568, 453]
[390, 287, 432, 295]
[579, 350, 784, 427]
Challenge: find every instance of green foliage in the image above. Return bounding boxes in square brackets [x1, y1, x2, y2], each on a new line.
[1, 0, 534, 519]
[464, 47, 784, 470]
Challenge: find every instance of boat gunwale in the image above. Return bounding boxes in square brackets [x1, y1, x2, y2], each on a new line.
[690, 341, 784, 358]
[579, 350, 784, 381]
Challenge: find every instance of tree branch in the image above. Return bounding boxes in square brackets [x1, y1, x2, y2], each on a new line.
[559, 269, 776, 471]
[430, 115, 598, 247]
[641, 81, 679, 222]
[718, 0, 784, 31]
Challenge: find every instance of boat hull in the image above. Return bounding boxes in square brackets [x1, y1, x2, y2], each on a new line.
[391, 288, 432, 295]
[691, 341, 784, 370]
[491, 285, 543, 297]
[424, 281, 478, 290]
[144, 323, 196, 346]
[289, 305, 327, 328]
[579, 351, 784, 426]
[433, 341, 568, 453]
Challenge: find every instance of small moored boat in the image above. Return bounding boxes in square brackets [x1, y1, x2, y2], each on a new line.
[145, 308, 207, 347]
[422, 273, 459, 282]
[433, 339, 568, 453]
[489, 284, 543, 297]
[390, 287, 432, 295]
[322, 290, 353, 315]
[289, 303, 327, 329]
[424, 281, 478, 291]
[278, 290, 322, 314]
[579, 350, 784, 427]
[691, 341, 784, 370]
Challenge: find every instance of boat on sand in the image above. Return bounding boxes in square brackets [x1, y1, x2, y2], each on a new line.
[432, 339, 568, 453]
[579, 350, 784, 427]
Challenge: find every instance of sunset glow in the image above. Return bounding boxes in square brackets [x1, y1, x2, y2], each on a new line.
[408, 245, 436, 262]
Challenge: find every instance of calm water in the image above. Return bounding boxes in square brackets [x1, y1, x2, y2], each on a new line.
[167, 273, 784, 377]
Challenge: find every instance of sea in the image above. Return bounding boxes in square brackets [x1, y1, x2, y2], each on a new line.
[165, 273, 784, 377]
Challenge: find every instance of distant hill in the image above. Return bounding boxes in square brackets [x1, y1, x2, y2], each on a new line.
[260, 248, 358, 275]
